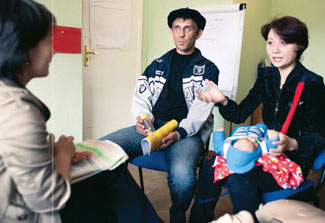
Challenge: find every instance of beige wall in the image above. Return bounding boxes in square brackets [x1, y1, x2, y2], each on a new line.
[270, 0, 325, 77]
[30, 0, 83, 142]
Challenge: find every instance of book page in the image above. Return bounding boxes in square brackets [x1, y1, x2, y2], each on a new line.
[71, 139, 128, 183]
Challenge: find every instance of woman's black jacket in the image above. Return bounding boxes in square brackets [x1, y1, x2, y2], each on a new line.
[219, 62, 325, 170]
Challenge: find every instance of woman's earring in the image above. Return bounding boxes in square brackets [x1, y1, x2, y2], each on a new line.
[23, 61, 30, 77]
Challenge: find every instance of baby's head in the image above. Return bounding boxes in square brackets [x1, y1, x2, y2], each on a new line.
[226, 137, 261, 174]
[233, 136, 258, 152]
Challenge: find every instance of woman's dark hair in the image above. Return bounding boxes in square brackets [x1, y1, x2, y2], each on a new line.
[261, 16, 308, 61]
[0, 0, 56, 84]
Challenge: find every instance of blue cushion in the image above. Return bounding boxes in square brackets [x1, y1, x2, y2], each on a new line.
[129, 151, 168, 171]
[313, 149, 325, 170]
[262, 179, 314, 203]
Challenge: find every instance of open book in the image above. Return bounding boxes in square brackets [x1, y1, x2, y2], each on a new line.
[141, 119, 178, 155]
[71, 139, 128, 183]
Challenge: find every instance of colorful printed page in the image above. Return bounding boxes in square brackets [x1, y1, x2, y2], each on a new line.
[71, 139, 128, 183]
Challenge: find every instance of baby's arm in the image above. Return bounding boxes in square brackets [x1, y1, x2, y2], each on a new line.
[213, 128, 226, 155]
[266, 129, 280, 150]
[267, 129, 279, 140]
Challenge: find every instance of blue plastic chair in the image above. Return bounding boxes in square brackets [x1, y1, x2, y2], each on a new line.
[129, 150, 168, 192]
[262, 149, 325, 207]
[129, 139, 210, 192]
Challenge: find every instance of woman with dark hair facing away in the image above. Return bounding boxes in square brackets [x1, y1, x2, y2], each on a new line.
[0, 0, 160, 222]
[192, 16, 325, 222]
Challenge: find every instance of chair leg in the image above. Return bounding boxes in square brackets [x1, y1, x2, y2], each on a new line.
[138, 167, 145, 193]
[313, 196, 320, 208]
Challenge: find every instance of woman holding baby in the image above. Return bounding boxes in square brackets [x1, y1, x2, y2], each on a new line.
[190, 16, 325, 223]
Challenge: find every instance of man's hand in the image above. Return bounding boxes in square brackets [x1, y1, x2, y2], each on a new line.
[136, 116, 148, 135]
[136, 115, 154, 136]
[158, 132, 180, 150]
[269, 132, 298, 157]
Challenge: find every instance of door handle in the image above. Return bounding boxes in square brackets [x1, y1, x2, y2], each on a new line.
[84, 45, 99, 66]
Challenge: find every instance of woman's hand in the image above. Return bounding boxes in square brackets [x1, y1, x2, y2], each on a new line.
[195, 79, 228, 106]
[51, 134, 90, 164]
[51, 134, 76, 181]
[269, 132, 298, 156]
[54, 135, 76, 159]
[71, 151, 92, 164]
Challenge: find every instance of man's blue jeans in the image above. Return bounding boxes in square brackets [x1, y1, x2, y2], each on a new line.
[100, 123, 204, 223]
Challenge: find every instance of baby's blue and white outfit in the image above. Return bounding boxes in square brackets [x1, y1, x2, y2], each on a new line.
[213, 123, 279, 174]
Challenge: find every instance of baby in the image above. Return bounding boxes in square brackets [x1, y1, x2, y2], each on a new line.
[212, 123, 303, 189]
[228, 129, 279, 172]
[214, 123, 279, 174]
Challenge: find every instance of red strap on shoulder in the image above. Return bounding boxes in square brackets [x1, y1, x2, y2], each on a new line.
[280, 82, 305, 134]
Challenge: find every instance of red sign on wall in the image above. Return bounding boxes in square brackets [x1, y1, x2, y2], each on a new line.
[52, 26, 81, 54]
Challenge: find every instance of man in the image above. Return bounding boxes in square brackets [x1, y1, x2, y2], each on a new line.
[101, 7, 219, 223]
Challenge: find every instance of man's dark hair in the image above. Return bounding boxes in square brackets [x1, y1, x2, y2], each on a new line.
[167, 7, 206, 31]
[0, 0, 56, 84]
[261, 16, 308, 61]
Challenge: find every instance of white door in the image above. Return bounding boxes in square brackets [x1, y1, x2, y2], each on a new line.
[82, 0, 143, 139]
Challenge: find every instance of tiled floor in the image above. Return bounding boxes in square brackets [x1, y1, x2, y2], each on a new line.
[128, 164, 325, 223]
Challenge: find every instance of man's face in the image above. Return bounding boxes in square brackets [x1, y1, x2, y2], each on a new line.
[170, 18, 202, 55]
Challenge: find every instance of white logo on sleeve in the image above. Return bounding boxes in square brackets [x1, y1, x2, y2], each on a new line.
[193, 65, 205, 75]
[139, 84, 147, 94]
